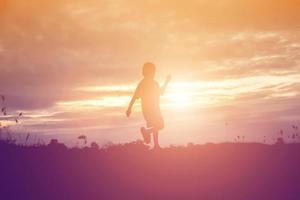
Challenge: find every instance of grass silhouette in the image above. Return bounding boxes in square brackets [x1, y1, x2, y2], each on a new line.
[1, 138, 300, 200]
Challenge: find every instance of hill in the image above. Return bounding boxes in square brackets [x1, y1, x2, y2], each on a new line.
[1, 140, 300, 200]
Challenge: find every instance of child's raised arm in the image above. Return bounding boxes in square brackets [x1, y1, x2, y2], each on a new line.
[160, 74, 171, 95]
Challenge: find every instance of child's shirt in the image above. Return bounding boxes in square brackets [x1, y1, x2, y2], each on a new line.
[134, 78, 161, 115]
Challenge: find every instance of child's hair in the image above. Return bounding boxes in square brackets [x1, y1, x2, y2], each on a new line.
[143, 62, 156, 78]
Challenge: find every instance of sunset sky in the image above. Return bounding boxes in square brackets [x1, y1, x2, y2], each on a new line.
[1, 0, 300, 146]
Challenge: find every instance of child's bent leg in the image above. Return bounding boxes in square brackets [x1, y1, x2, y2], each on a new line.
[140, 127, 152, 144]
[144, 127, 153, 134]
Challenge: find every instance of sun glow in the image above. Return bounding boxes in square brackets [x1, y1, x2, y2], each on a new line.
[164, 90, 191, 109]
[163, 82, 214, 110]
[58, 74, 300, 114]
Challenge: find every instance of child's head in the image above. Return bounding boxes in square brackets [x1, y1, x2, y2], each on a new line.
[142, 62, 156, 79]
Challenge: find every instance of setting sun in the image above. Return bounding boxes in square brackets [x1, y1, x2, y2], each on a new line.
[168, 92, 190, 108]
[164, 86, 192, 109]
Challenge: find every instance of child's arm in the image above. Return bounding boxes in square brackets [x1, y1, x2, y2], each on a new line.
[126, 84, 141, 117]
[160, 75, 172, 95]
[126, 95, 137, 117]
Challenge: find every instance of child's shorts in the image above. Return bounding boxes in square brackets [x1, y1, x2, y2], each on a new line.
[143, 111, 164, 130]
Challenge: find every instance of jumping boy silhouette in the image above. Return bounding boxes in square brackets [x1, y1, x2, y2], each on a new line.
[126, 62, 171, 149]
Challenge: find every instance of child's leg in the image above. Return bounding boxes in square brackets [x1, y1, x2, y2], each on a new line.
[140, 127, 153, 144]
[153, 128, 160, 148]
[143, 127, 153, 134]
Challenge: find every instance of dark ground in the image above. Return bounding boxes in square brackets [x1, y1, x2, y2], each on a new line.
[1, 140, 300, 200]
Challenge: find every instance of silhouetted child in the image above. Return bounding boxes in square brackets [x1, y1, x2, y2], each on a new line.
[126, 62, 171, 149]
